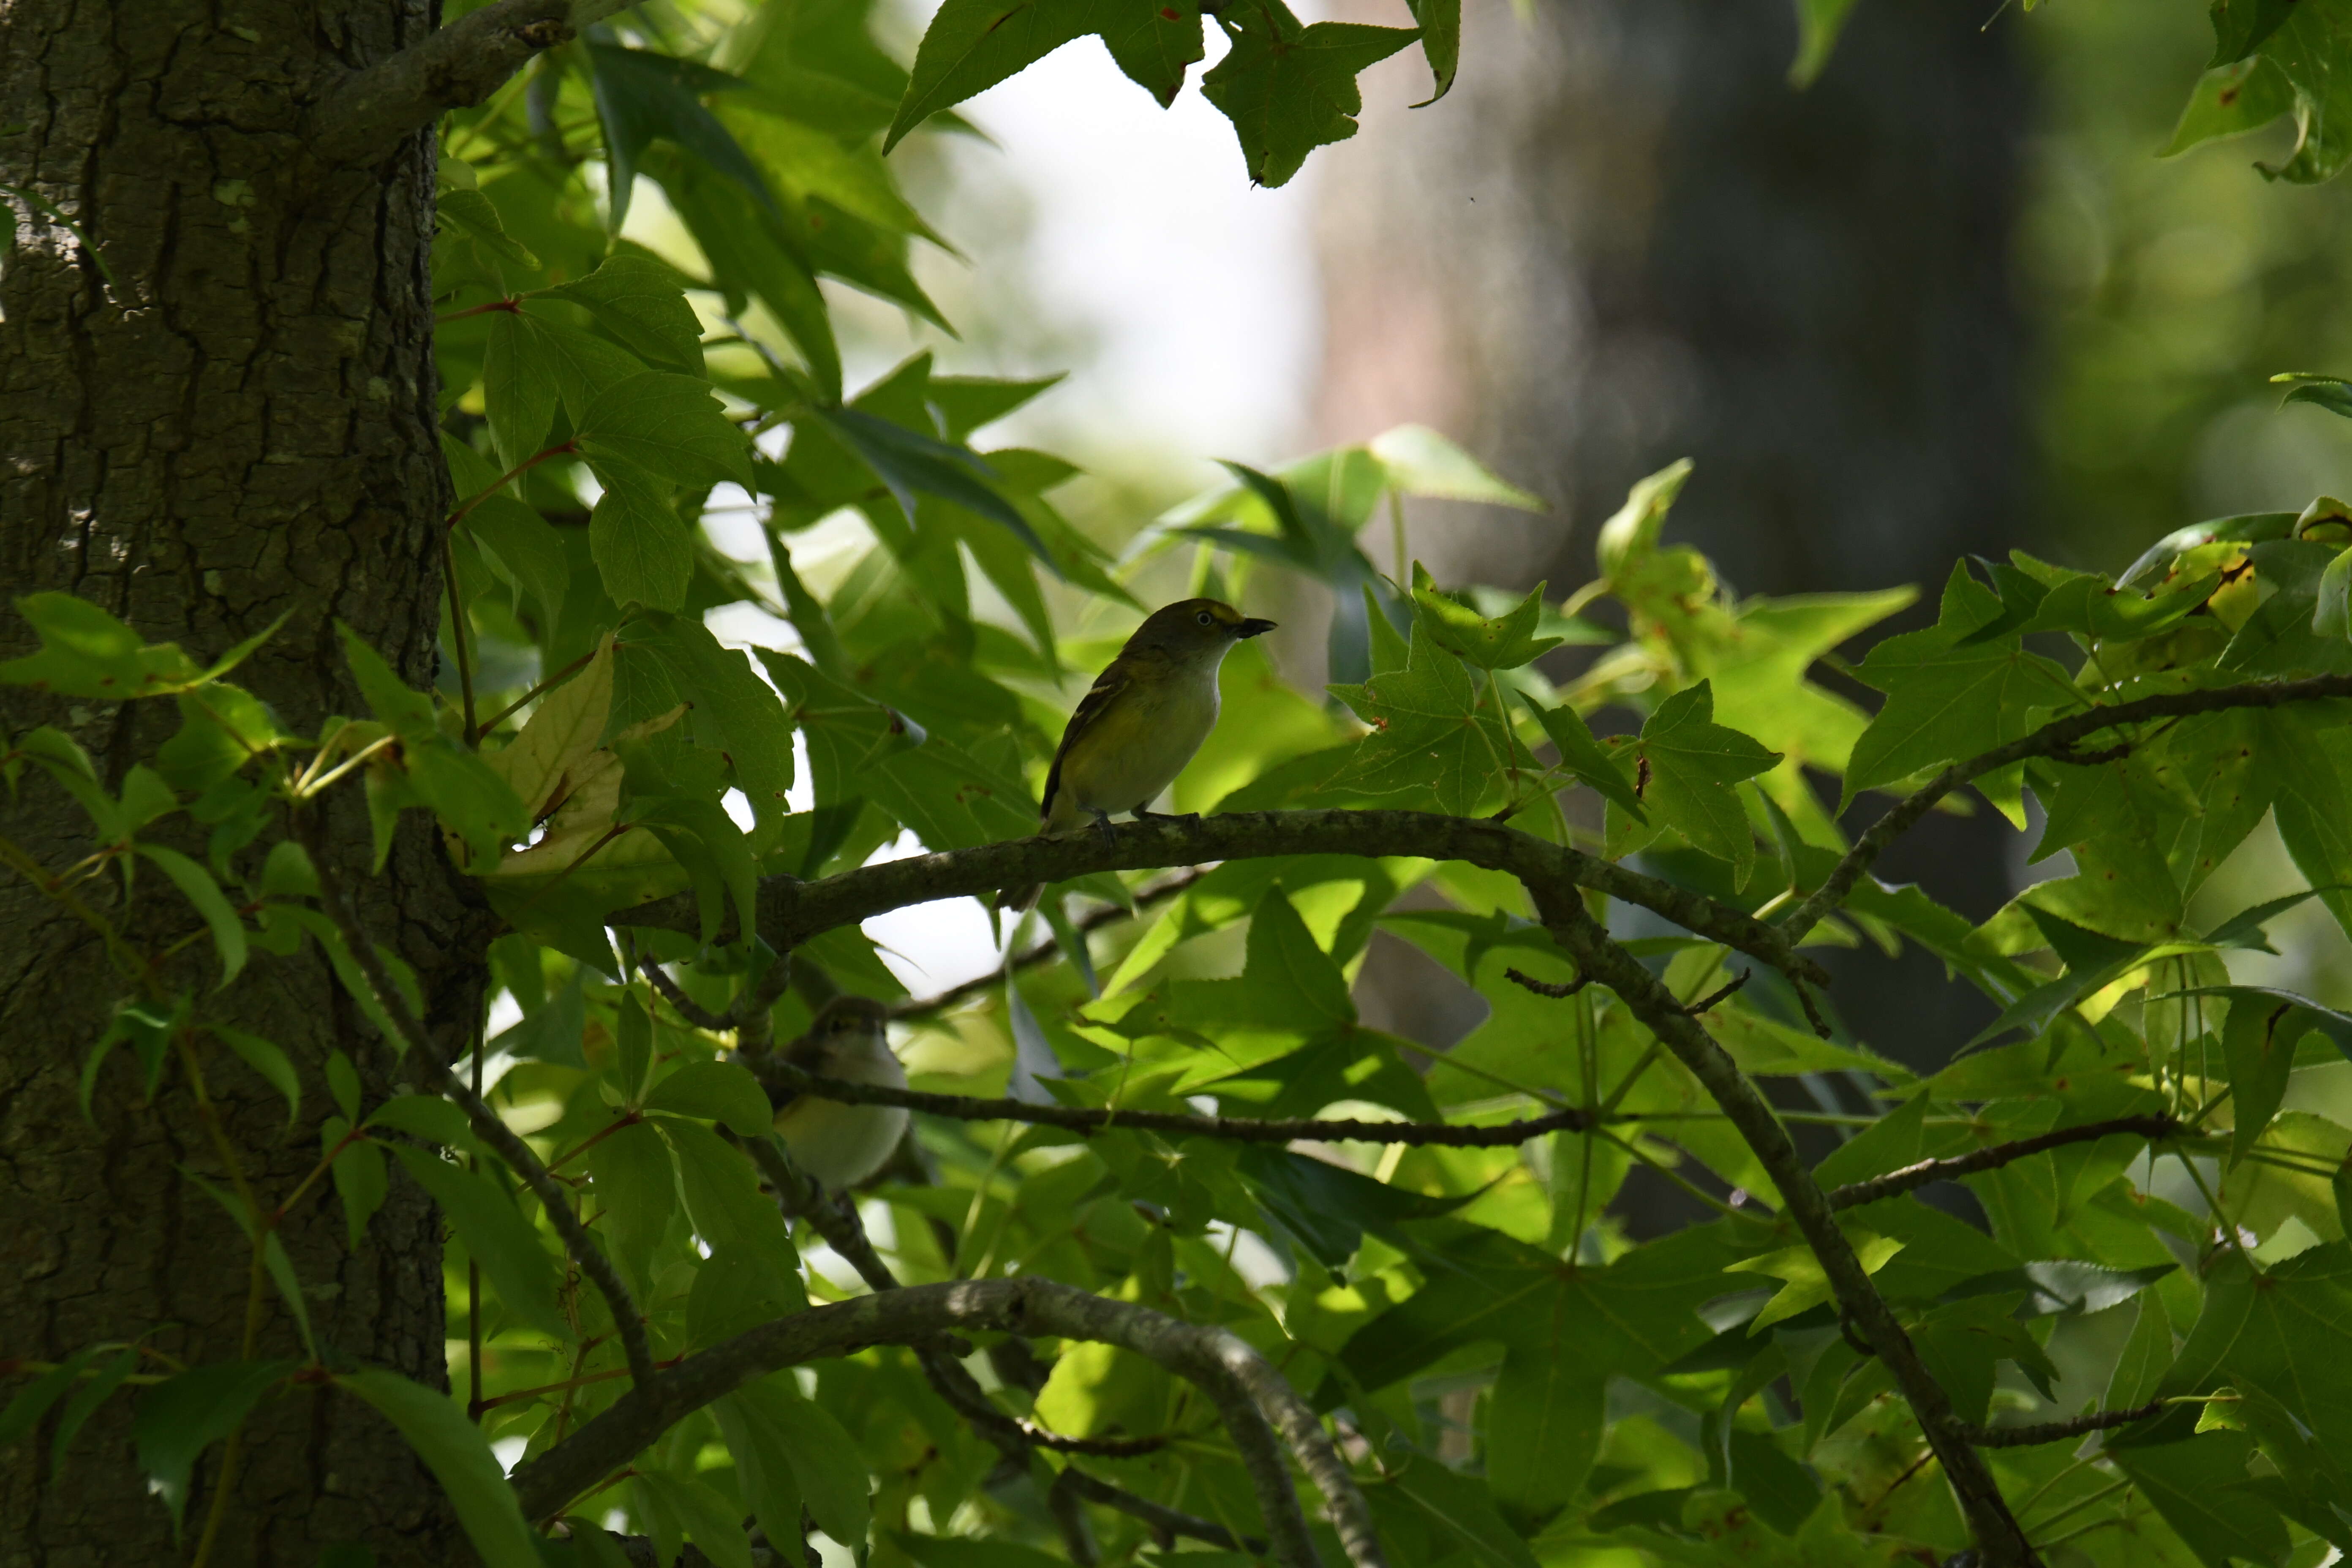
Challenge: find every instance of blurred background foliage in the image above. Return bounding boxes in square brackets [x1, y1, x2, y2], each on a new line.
[819, 0, 2352, 1026]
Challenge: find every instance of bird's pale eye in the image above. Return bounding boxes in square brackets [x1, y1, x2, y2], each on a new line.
[1196, 610, 1214, 626]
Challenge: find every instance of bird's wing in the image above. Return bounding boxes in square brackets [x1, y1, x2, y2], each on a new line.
[1040, 658, 1134, 821]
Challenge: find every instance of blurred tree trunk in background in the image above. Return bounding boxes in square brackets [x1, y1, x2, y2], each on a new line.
[1318, 0, 2030, 1117]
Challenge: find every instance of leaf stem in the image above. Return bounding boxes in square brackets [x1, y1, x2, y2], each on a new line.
[434, 297, 522, 324]
[470, 644, 604, 743]
[469, 1012, 485, 1422]
[444, 440, 577, 534]
[174, 1030, 273, 1568]
[441, 527, 479, 747]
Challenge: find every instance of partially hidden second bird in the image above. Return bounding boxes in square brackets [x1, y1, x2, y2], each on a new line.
[770, 994, 908, 1191]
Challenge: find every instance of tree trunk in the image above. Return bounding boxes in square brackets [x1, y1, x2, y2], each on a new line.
[0, 5, 484, 1561]
[1319, 0, 2029, 1080]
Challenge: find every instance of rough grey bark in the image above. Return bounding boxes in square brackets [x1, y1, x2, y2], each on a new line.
[1315, 0, 2032, 1078]
[0, 5, 495, 1562]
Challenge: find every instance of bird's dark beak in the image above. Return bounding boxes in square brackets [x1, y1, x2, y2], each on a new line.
[1237, 618, 1277, 639]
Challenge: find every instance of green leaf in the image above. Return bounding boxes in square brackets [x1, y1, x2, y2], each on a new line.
[1725, 1232, 1904, 1333]
[509, 309, 648, 424]
[2234, 0, 2352, 182]
[2211, 0, 2299, 64]
[2164, 55, 2296, 156]
[662, 161, 841, 400]
[323, 1115, 388, 1250]
[1595, 459, 1695, 580]
[335, 624, 528, 860]
[176, 1168, 317, 1356]
[2224, 992, 2311, 1166]
[2261, 709, 2352, 939]
[1199, 1, 1421, 188]
[1842, 563, 2080, 804]
[2108, 1290, 2176, 1413]
[644, 1059, 774, 1135]
[482, 310, 560, 471]
[133, 1360, 296, 1534]
[1327, 618, 1514, 816]
[886, 0, 1206, 150]
[588, 465, 694, 613]
[1484, 1336, 1605, 1528]
[1400, 0, 1458, 102]
[0, 591, 203, 699]
[1624, 682, 1780, 869]
[663, 1119, 806, 1295]
[134, 844, 247, 988]
[48, 1344, 142, 1481]
[1408, 565, 1563, 670]
[631, 616, 797, 849]
[892, 1535, 1064, 1568]
[389, 1145, 570, 1342]
[336, 1369, 544, 1568]
[0, 1345, 98, 1448]
[809, 406, 1052, 565]
[726, 1372, 872, 1547]
[1237, 1144, 1473, 1267]
[587, 43, 776, 232]
[2319, 543, 2352, 640]
[588, 1119, 678, 1294]
[1788, 0, 1862, 86]
[365, 1093, 477, 1151]
[2111, 1434, 2289, 1568]
[438, 187, 539, 272]
[576, 371, 755, 490]
[327, 1048, 362, 1122]
[2278, 373, 2352, 420]
[546, 251, 706, 374]
[1367, 424, 1542, 509]
[211, 1026, 300, 1134]
[1377, 1454, 1539, 1568]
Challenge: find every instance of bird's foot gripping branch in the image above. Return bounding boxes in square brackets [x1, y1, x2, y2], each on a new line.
[33, 65, 2352, 1554]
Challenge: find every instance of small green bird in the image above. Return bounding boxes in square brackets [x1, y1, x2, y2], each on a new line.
[770, 995, 908, 1190]
[999, 597, 1276, 909]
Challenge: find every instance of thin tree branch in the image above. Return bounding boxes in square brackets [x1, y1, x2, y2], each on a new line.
[1057, 1468, 1255, 1554]
[1824, 1115, 2180, 1211]
[610, 808, 1828, 995]
[297, 814, 662, 1397]
[1535, 891, 2042, 1568]
[1964, 1401, 2166, 1449]
[744, 1127, 1257, 1568]
[640, 953, 732, 1033]
[893, 868, 1209, 1021]
[308, 0, 607, 166]
[1782, 672, 2352, 939]
[507, 1277, 1386, 1568]
[742, 1138, 1198, 1467]
[1683, 970, 1750, 1015]
[1504, 966, 1588, 999]
[746, 1058, 1594, 1146]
